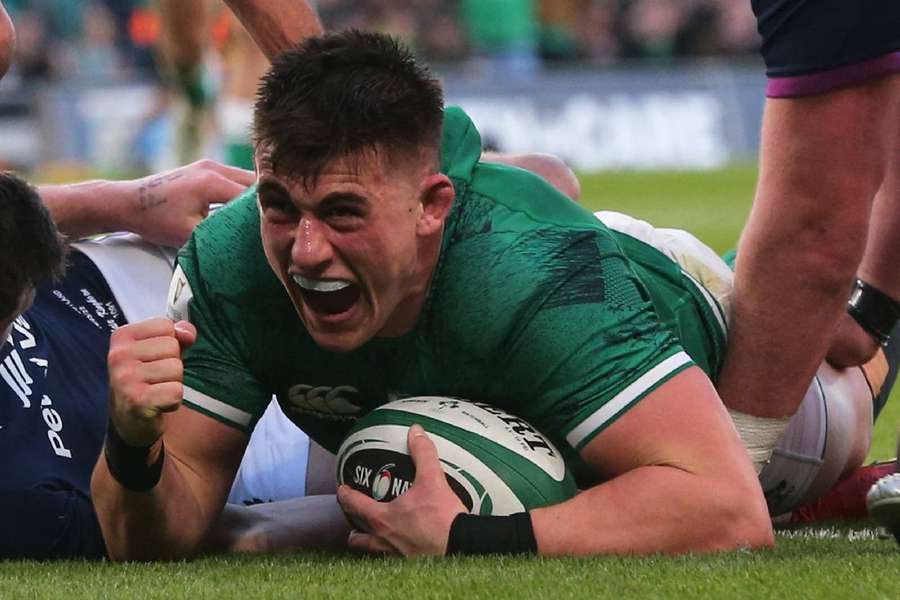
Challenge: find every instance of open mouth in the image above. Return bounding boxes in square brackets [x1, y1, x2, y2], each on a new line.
[292, 274, 361, 316]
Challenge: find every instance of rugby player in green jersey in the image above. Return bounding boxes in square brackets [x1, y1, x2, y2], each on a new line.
[92, 30, 773, 559]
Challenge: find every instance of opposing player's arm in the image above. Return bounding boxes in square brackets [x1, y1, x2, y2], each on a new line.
[206, 496, 350, 554]
[38, 160, 254, 245]
[223, 0, 323, 59]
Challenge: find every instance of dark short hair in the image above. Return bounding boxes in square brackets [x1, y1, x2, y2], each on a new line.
[0, 172, 66, 319]
[253, 30, 444, 184]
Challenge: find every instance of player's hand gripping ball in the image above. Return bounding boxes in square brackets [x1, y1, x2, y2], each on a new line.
[336, 397, 577, 521]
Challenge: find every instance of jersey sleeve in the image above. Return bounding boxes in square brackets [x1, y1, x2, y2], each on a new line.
[499, 235, 694, 454]
[168, 239, 271, 433]
[0, 484, 106, 559]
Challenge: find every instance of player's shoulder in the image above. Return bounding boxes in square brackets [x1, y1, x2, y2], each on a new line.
[441, 107, 608, 236]
[443, 173, 622, 291]
[178, 186, 279, 297]
[428, 194, 625, 359]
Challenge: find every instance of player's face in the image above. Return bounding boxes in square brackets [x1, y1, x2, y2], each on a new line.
[257, 151, 450, 353]
[0, 2, 14, 78]
[1, 286, 35, 344]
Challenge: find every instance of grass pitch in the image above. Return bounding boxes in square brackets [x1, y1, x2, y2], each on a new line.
[3, 166, 897, 597]
[3, 532, 898, 600]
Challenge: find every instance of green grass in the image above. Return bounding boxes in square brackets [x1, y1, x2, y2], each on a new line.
[2, 531, 898, 599]
[4, 167, 897, 596]
[578, 165, 758, 254]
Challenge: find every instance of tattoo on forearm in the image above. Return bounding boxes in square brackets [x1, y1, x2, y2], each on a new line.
[138, 172, 184, 210]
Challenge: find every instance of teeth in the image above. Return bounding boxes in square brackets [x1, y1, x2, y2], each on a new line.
[292, 274, 351, 292]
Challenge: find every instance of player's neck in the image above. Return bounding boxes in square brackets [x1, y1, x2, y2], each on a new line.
[377, 231, 443, 338]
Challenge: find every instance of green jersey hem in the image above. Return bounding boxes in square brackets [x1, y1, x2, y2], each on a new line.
[565, 350, 694, 452]
[182, 385, 254, 433]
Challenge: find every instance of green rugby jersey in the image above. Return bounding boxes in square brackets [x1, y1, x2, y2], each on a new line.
[171, 107, 723, 484]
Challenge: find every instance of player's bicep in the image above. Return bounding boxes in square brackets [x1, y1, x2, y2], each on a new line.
[501, 285, 689, 454]
[163, 405, 250, 515]
[579, 367, 747, 479]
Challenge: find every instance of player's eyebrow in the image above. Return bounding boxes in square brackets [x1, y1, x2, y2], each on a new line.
[318, 191, 369, 208]
[256, 178, 291, 198]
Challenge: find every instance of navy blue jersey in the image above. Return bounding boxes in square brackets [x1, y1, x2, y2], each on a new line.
[0, 250, 125, 559]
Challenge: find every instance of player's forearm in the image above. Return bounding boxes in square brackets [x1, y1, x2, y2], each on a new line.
[530, 465, 773, 555]
[223, 0, 323, 59]
[38, 180, 135, 239]
[91, 448, 221, 561]
[206, 496, 351, 554]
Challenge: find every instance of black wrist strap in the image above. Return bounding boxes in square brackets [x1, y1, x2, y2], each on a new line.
[445, 512, 537, 556]
[847, 278, 900, 346]
[103, 419, 165, 492]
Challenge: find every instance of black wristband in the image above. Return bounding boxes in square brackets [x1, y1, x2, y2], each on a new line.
[103, 419, 165, 492]
[445, 512, 537, 556]
[847, 279, 900, 346]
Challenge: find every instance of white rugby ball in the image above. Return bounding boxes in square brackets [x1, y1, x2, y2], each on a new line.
[336, 397, 576, 515]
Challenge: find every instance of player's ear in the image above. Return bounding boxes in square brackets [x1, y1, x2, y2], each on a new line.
[416, 174, 454, 237]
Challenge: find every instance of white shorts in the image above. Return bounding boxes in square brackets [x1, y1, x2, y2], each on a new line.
[73, 234, 177, 324]
[228, 400, 315, 505]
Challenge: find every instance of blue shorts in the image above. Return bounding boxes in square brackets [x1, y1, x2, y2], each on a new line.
[753, 0, 900, 97]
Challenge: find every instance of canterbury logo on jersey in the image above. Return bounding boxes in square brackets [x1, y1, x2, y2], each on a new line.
[285, 384, 362, 420]
[167, 265, 194, 322]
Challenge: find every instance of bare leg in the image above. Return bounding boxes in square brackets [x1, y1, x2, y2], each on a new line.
[219, 14, 269, 169]
[155, 0, 216, 164]
[829, 114, 900, 367]
[719, 76, 900, 427]
[156, 0, 211, 70]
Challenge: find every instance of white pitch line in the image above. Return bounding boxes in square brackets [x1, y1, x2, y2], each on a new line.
[775, 527, 886, 541]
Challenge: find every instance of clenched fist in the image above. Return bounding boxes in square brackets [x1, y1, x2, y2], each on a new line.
[107, 317, 197, 446]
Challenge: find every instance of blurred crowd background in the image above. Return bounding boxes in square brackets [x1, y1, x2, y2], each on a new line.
[0, 0, 764, 175]
[1, 0, 760, 87]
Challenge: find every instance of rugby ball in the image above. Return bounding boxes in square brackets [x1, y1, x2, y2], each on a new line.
[336, 397, 577, 515]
